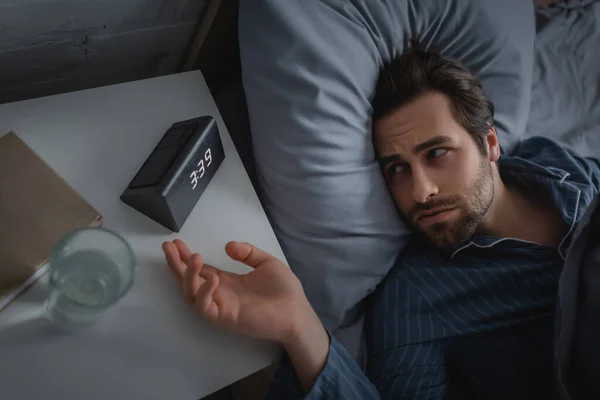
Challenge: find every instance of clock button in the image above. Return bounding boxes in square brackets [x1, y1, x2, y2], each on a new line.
[129, 146, 180, 189]
[157, 124, 195, 149]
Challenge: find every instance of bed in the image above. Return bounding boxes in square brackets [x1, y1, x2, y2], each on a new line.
[526, 0, 600, 157]
[210, 0, 600, 371]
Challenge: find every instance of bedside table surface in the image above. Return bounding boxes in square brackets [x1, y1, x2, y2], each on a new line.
[0, 71, 285, 400]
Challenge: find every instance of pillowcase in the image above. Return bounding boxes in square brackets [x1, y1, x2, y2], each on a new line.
[238, 0, 534, 331]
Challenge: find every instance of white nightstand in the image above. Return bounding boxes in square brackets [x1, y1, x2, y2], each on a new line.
[0, 71, 285, 400]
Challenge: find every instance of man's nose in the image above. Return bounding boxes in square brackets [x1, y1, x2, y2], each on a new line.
[412, 168, 439, 203]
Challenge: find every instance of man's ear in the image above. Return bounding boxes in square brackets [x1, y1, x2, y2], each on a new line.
[486, 127, 500, 162]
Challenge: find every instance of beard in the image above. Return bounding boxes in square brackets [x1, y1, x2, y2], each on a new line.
[402, 158, 495, 250]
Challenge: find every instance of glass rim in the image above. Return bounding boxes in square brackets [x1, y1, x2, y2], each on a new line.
[49, 227, 137, 305]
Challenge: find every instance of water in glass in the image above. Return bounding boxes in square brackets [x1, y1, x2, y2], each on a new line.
[46, 249, 124, 329]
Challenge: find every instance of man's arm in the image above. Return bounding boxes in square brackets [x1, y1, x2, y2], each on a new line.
[267, 331, 447, 399]
[267, 264, 448, 399]
[265, 296, 382, 399]
[283, 312, 330, 393]
[162, 239, 381, 399]
[267, 333, 382, 400]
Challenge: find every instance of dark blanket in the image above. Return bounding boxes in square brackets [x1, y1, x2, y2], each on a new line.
[556, 193, 600, 399]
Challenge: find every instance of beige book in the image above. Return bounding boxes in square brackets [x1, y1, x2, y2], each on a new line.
[0, 132, 102, 310]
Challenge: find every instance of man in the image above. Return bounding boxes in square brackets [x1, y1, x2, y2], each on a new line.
[162, 47, 600, 399]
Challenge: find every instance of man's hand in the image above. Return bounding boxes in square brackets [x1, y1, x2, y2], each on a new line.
[162, 239, 330, 393]
[163, 239, 309, 344]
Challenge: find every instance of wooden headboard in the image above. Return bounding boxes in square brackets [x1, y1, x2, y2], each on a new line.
[183, 0, 241, 91]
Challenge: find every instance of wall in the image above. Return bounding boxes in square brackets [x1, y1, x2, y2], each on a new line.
[0, 0, 208, 104]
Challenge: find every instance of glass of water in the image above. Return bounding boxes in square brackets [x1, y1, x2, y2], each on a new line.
[45, 228, 136, 330]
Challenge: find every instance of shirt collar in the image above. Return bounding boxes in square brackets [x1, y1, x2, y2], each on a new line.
[450, 156, 582, 260]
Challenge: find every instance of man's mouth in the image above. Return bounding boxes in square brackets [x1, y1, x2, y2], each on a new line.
[415, 207, 458, 227]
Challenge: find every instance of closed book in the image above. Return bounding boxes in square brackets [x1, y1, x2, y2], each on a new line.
[0, 132, 102, 310]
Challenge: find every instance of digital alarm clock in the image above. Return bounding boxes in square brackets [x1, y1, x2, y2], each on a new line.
[121, 116, 225, 232]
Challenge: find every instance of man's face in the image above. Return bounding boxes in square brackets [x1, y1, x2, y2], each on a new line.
[373, 91, 497, 250]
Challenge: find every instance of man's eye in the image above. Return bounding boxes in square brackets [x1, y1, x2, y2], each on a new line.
[429, 148, 448, 159]
[387, 164, 406, 176]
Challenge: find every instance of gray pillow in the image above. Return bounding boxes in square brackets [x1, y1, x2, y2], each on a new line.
[526, 1, 600, 159]
[239, 0, 534, 331]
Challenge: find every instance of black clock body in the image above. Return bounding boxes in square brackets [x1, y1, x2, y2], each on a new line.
[121, 116, 225, 232]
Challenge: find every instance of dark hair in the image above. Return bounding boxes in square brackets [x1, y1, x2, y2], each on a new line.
[372, 41, 494, 155]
